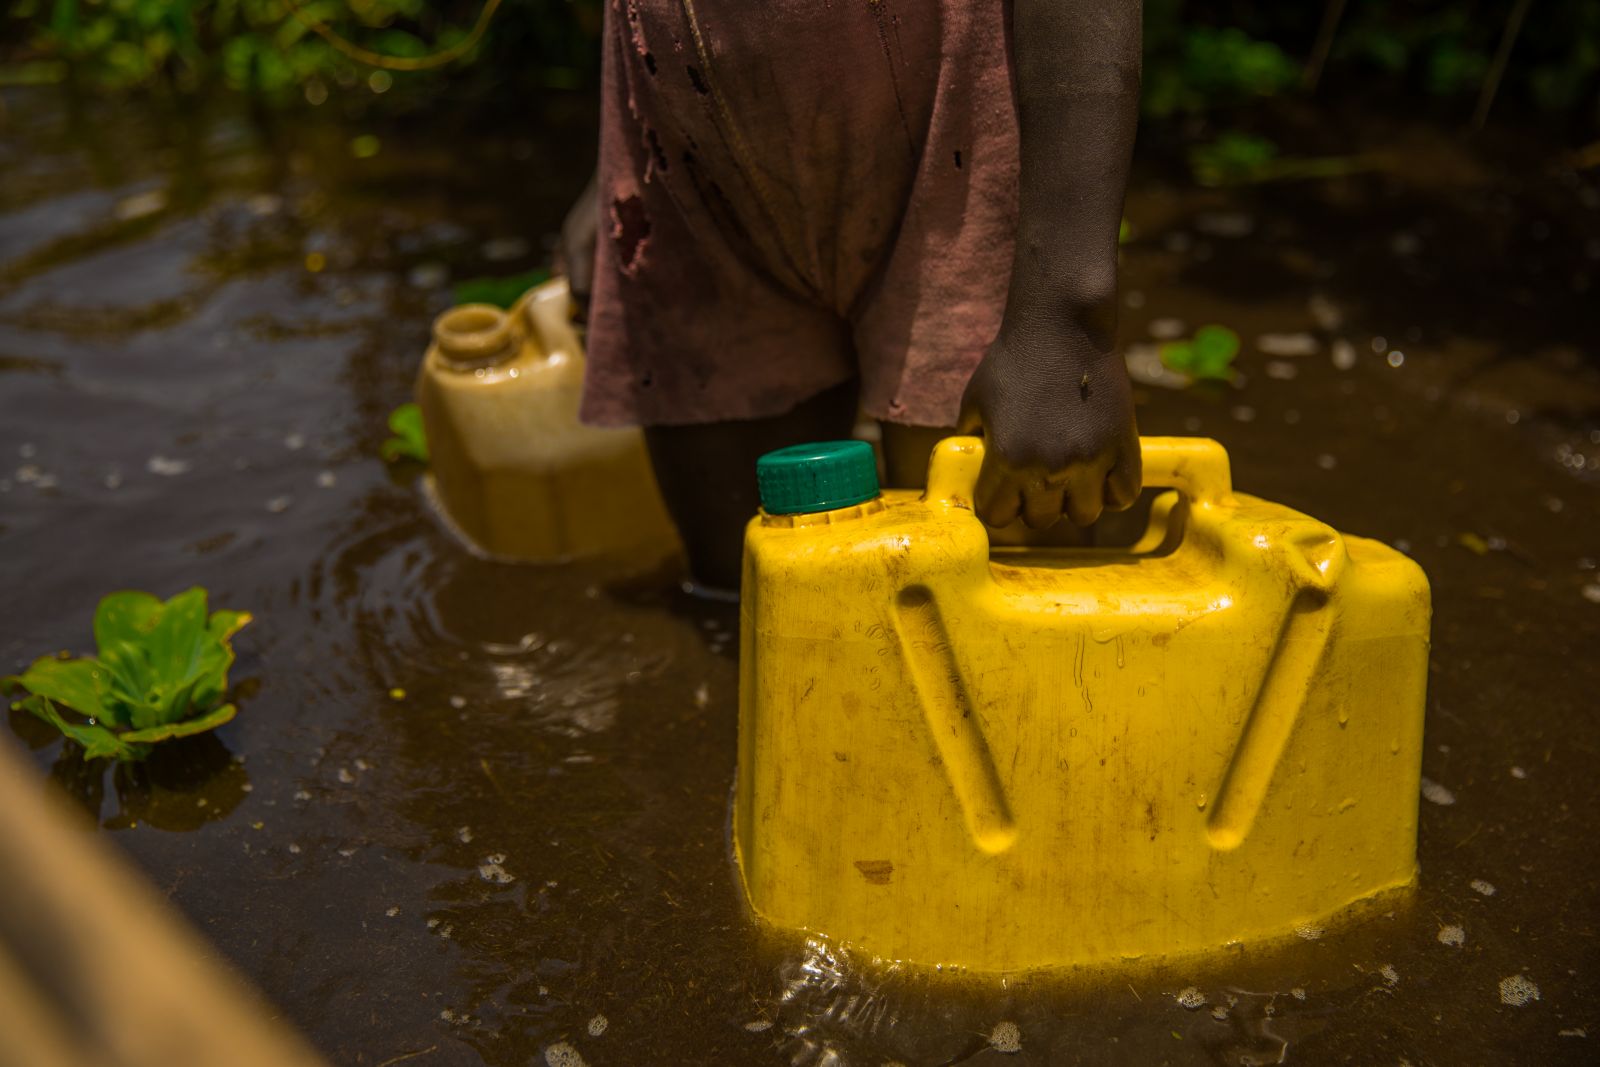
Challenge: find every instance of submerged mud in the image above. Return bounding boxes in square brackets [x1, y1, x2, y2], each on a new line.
[2, 89, 1597, 1065]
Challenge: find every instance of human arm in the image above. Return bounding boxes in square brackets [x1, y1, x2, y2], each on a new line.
[958, 0, 1143, 529]
[556, 167, 600, 315]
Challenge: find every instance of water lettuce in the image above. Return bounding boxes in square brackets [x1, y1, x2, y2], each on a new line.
[4, 589, 251, 761]
[1160, 325, 1241, 381]
[382, 401, 429, 463]
[452, 267, 550, 310]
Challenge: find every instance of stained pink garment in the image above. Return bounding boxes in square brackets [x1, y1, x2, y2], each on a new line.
[580, 0, 1020, 429]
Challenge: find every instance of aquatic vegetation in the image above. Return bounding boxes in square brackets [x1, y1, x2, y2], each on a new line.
[3, 1, 1593, 127]
[1188, 132, 1369, 188]
[1188, 133, 1281, 187]
[453, 267, 549, 310]
[1159, 325, 1240, 382]
[1143, 20, 1298, 117]
[382, 401, 428, 463]
[4, 589, 251, 761]
[2, 0, 602, 100]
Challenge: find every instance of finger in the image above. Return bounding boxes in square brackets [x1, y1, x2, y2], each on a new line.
[1063, 464, 1108, 528]
[1020, 484, 1064, 530]
[980, 488, 1023, 529]
[973, 457, 1023, 528]
[1104, 452, 1143, 511]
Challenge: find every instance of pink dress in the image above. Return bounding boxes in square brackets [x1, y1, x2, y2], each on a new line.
[580, 0, 1020, 429]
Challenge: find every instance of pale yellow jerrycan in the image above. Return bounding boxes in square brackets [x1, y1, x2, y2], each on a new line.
[414, 278, 677, 562]
[737, 436, 1430, 971]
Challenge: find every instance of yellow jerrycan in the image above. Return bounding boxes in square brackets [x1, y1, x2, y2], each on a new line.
[737, 436, 1430, 971]
[414, 278, 677, 562]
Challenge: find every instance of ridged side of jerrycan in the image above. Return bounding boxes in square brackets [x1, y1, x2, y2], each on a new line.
[414, 278, 677, 562]
[736, 436, 1431, 971]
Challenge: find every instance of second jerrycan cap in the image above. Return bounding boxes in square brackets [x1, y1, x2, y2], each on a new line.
[757, 440, 880, 515]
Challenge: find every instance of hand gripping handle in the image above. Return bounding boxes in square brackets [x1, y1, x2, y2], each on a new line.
[926, 436, 1234, 511]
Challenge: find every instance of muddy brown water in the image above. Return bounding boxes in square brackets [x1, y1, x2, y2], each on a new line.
[2, 89, 1598, 1065]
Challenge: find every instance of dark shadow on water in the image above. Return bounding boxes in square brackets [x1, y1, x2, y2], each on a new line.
[48, 730, 250, 832]
[604, 556, 740, 661]
[7, 704, 61, 751]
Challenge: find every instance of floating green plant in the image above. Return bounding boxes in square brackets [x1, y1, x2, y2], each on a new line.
[1188, 133, 1281, 186]
[382, 401, 429, 463]
[4, 589, 251, 761]
[1160, 325, 1241, 382]
[1188, 132, 1367, 188]
[452, 267, 550, 310]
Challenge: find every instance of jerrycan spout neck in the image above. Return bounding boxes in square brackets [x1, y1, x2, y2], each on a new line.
[432, 303, 527, 370]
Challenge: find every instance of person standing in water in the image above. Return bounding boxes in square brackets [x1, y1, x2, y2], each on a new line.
[561, 0, 1143, 593]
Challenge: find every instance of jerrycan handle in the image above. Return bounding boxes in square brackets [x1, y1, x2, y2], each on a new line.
[926, 436, 1234, 510]
[514, 276, 584, 366]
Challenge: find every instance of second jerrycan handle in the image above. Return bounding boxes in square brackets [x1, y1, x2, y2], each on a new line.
[1137, 437, 1233, 504]
[927, 436, 1234, 510]
[518, 276, 583, 365]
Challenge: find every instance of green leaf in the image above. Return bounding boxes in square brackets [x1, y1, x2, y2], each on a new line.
[191, 606, 251, 713]
[94, 588, 213, 729]
[3, 655, 113, 723]
[371, 28, 430, 59]
[144, 587, 209, 692]
[1158, 340, 1197, 374]
[93, 589, 162, 652]
[1188, 133, 1279, 187]
[1427, 41, 1488, 97]
[1190, 325, 1241, 379]
[382, 401, 430, 463]
[452, 268, 550, 310]
[17, 696, 145, 761]
[1159, 326, 1239, 383]
[120, 703, 237, 746]
[6, 588, 251, 759]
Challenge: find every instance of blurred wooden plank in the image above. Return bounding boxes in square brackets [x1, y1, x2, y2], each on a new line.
[0, 942, 89, 1067]
[0, 737, 328, 1067]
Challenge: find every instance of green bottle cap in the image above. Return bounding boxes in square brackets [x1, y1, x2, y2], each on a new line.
[757, 440, 880, 515]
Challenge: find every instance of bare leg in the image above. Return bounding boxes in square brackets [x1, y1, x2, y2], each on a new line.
[879, 423, 953, 490]
[645, 380, 860, 592]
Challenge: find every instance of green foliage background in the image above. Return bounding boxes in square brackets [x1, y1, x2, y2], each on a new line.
[2, 1, 1595, 120]
[2, 0, 603, 99]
